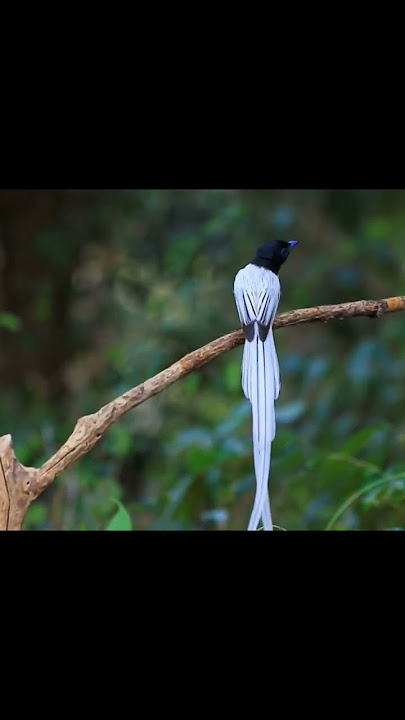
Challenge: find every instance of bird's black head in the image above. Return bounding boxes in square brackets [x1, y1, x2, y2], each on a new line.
[252, 240, 298, 275]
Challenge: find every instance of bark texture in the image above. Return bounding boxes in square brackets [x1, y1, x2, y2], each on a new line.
[1, 295, 404, 529]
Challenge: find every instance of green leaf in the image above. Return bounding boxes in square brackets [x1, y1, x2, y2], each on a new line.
[0, 311, 22, 331]
[325, 473, 405, 530]
[340, 426, 381, 455]
[106, 500, 133, 531]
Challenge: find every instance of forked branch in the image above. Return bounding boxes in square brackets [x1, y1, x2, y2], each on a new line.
[1, 295, 404, 529]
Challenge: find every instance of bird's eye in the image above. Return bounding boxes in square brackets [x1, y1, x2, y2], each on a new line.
[280, 248, 289, 258]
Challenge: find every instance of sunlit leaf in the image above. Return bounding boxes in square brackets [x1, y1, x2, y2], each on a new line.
[106, 500, 132, 531]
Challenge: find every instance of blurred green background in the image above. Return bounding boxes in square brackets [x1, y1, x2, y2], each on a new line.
[0, 189, 404, 530]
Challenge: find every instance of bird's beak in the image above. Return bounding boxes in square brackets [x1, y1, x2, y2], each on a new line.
[288, 240, 298, 248]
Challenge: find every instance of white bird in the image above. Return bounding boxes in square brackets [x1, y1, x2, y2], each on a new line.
[234, 240, 298, 530]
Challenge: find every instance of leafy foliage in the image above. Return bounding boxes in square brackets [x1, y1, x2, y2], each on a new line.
[1, 189, 404, 530]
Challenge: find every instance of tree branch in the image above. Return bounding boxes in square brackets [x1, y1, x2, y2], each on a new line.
[1, 294, 404, 528]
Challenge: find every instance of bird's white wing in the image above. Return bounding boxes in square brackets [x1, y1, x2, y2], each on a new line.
[234, 266, 281, 399]
[234, 265, 281, 530]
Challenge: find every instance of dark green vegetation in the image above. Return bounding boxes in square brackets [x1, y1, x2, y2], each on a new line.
[0, 189, 404, 530]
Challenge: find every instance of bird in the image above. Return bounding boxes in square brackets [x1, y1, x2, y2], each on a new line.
[233, 240, 298, 531]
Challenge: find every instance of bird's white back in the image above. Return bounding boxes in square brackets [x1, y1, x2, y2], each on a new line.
[234, 263, 281, 530]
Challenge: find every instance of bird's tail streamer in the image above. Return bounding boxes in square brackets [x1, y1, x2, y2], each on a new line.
[242, 328, 278, 531]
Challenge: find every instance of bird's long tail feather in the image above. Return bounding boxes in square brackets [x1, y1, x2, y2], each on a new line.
[242, 328, 277, 531]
